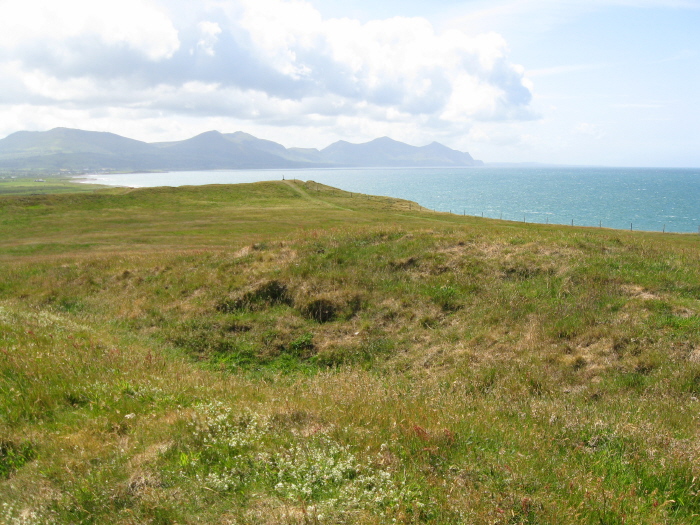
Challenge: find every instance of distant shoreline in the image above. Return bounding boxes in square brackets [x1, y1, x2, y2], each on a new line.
[69, 166, 700, 234]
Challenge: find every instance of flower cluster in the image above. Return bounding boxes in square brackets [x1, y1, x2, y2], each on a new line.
[188, 401, 271, 449]
[0, 503, 56, 525]
[183, 404, 429, 522]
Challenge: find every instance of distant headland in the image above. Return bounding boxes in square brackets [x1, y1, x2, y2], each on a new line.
[0, 128, 483, 172]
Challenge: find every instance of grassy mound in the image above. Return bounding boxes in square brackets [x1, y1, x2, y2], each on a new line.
[1, 180, 699, 524]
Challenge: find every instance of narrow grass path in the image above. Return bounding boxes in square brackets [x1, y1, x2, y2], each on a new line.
[282, 178, 356, 211]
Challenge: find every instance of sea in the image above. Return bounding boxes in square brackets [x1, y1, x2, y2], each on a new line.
[79, 166, 700, 234]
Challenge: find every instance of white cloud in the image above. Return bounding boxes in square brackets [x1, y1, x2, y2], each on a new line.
[0, 0, 180, 60]
[196, 22, 223, 56]
[0, 0, 534, 146]
[14, 69, 99, 102]
[234, 0, 533, 121]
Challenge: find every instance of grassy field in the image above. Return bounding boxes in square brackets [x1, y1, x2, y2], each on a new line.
[0, 175, 108, 197]
[1, 180, 700, 524]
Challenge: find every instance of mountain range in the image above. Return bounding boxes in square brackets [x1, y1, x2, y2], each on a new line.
[0, 128, 482, 171]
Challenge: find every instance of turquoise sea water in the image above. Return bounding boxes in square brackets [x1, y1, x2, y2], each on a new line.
[81, 166, 700, 233]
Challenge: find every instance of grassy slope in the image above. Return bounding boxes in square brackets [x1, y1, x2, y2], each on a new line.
[0, 176, 108, 197]
[1, 180, 700, 524]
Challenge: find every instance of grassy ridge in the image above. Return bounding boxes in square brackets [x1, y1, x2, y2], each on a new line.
[1, 180, 700, 524]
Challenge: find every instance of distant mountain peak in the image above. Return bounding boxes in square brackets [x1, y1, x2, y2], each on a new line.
[0, 128, 482, 170]
[193, 130, 224, 138]
[227, 131, 256, 139]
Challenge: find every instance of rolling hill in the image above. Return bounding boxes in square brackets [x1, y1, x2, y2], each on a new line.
[0, 127, 483, 171]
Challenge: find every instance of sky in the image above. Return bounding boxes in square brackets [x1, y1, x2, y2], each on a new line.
[0, 0, 698, 166]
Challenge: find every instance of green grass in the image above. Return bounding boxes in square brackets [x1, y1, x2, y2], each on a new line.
[1, 180, 700, 524]
[0, 175, 108, 196]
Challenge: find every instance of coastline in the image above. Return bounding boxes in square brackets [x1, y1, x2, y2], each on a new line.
[69, 167, 700, 234]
